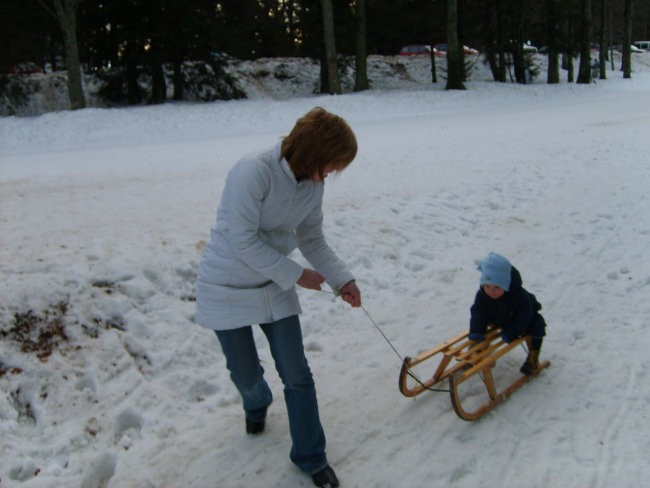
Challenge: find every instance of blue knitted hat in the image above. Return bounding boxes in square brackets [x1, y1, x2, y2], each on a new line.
[478, 252, 512, 291]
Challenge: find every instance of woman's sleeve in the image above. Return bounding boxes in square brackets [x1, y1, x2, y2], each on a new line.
[296, 201, 354, 291]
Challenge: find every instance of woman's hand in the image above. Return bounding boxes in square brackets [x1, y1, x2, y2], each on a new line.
[339, 280, 361, 307]
[297, 268, 326, 291]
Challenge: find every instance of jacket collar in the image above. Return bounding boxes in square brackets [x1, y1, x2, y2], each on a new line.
[274, 141, 319, 185]
[274, 141, 298, 184]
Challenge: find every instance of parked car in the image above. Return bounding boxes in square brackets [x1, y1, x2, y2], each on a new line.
[432, 44, 480, 56]
[523, 42, 538, 53]
[614, 44, 645, 53]
[9, 62, 41, 74]
[503, 40, 538, 54]
[634, 40, 650, 51]
[399, 45, 431, 56]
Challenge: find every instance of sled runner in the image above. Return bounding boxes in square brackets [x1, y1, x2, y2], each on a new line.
[398, 326, 550, 421]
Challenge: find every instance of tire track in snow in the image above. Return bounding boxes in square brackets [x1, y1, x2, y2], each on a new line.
[592, 358, 639, 488]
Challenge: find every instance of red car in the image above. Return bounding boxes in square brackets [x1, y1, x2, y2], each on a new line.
[9, 62, 41, 74]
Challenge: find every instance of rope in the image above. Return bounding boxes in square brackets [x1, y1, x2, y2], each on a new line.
[319, 288, 402, 361]
[359, 303, 404, 363]
[319, 289, 450, 393]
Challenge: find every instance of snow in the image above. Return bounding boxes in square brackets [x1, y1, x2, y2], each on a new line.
[2, 55, 650, 488]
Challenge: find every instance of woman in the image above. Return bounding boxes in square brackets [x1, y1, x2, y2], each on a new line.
[195, 107, 361, 488]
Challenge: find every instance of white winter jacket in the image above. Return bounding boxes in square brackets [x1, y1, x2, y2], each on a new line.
[195, 142, 354, 330]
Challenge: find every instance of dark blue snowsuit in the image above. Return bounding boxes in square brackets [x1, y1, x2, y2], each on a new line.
[469, 266, 546, 347]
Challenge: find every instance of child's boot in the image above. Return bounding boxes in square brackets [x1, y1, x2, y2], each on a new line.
[520, 349, 540, 376]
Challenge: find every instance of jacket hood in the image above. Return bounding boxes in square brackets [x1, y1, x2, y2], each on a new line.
[508, 266, 523, 293]
[478, 252, 512, 291]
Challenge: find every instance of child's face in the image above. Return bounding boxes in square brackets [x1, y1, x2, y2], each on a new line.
[483, 284, 505, 299]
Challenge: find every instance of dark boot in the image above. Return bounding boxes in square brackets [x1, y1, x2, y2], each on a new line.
[245, 418, 265, 435]
[312, 465, 339, 488]
[520, 349, 540, 376]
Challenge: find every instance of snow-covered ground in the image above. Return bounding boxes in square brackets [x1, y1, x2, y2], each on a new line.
[2, 56, 650, 488]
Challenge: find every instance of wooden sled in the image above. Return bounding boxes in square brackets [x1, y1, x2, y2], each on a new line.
[398, 326, 550, 421]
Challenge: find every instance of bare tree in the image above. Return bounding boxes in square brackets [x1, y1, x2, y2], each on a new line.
[353, 0, 369, 92]
[320, 0, 341, 94]
[38, 0, 85, 109]
[446, 0, 465, 90]
[577, 0, 592, 83]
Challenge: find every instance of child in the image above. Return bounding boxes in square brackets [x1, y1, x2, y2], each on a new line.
[468, 252, 546, 375]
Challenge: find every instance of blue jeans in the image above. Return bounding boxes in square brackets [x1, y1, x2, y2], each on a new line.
[215, 315, 327, 474]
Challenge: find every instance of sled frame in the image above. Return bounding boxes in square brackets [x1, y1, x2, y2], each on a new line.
[398, 326, 550, 421]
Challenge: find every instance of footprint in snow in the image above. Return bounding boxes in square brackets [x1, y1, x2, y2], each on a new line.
[113, 408, 144, 446]
[80, 452, 117, 488]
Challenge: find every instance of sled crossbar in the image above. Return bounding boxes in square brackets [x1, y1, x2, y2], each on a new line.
[398, 326, 550, 421]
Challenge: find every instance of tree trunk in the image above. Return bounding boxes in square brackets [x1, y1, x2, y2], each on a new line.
[429, 47, 438, 83]
[144, 34, 166, 105]
[484, 0, 498, 81]
[546, 0, 560, 83]
[484, 0, 502, 82]
[599, 0, 607, 80]
[42, 0, 86, 110]
[622, 0, 633, 78]
[485, 47, 500, 82]
[445, 0, 465, 90]
[320, 49, 329, 93]
[495, 0, 507, 82]
[565, 53, 574, 82]
[430, 0, 441, 83]
[150, 56, 166, 104]
[609, 8, 615, 71]
[513, 0, 526, 84]
[353, 0, 369, 92]
[577, 0, 592, 83]
[457, 0, 466, 82]
[564, 17, 575, 82]
[320, 0, 341, 94]
[126, 48, 141, 106]
[173, 60, 184, 101]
